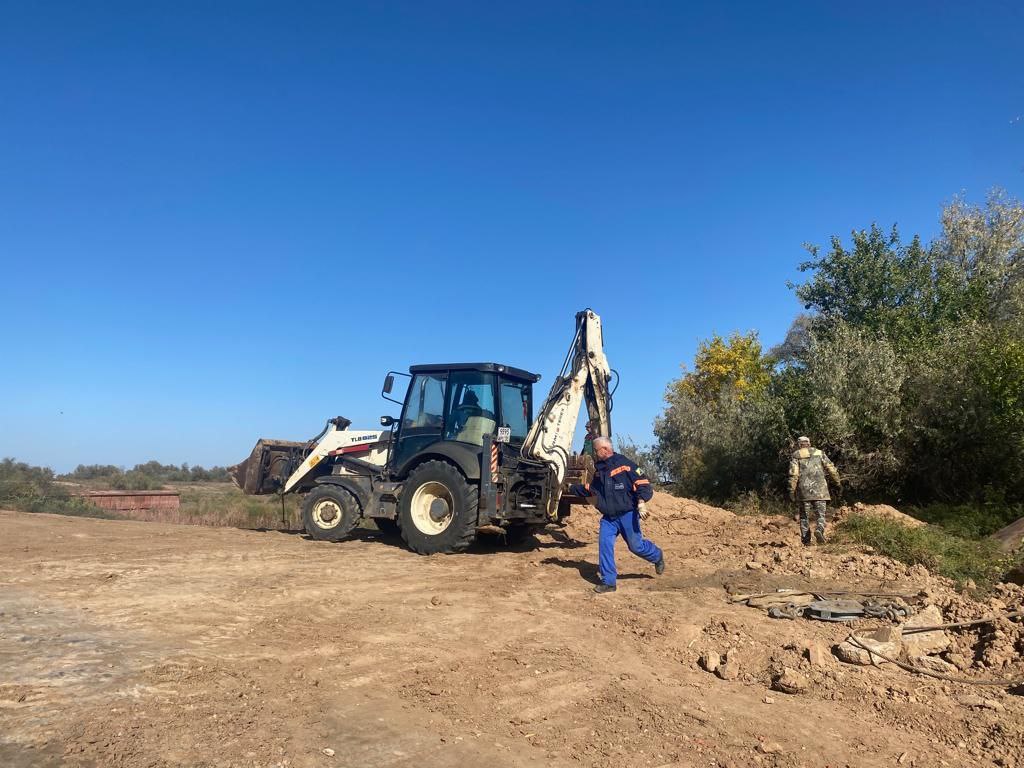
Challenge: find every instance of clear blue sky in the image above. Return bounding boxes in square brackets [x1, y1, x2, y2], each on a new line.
[2, 2, 1022, 472]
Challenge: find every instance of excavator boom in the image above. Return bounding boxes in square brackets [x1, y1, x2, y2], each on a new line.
[522, 309, 613, 518]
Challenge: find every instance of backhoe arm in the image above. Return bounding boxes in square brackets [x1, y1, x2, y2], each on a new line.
[522, 309, 613, 517]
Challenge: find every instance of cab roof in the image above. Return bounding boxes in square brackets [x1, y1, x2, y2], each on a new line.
[408, 362, 541, 383]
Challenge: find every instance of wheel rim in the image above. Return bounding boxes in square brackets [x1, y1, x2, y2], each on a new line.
[312, 498, 344, 529]
[410, 481, 454, 535]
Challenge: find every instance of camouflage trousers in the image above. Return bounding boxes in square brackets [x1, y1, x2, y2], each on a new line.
[799, 500, 828, 544]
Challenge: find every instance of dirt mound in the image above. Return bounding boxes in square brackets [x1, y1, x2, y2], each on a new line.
[834, 501, 926, 528]
[560, 491, 733, 541]
[644, 491, 734, 524]
[992, 516, 1024, 553]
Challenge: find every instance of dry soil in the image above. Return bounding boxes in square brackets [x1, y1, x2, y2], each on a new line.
[2, 494, 1022, 768]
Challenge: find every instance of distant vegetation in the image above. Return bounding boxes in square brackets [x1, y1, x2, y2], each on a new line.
[1, 457, 297, 529]
[0, 458, 114, 517]
[62, 461, 232, 490]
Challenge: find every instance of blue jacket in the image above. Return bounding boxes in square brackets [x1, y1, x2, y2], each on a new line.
[569, 453, 653, 518]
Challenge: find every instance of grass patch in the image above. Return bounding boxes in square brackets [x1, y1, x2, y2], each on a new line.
[837, 513, 1020, 590]
[136, 483, 303, 529]
[721, 490, 794, 517]
[904, 502, 1023, 540]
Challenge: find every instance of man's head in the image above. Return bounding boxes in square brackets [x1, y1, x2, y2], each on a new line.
[592, 436, 614, 461]
[797, 435, 811, 447]
[463, 391, 479, 407]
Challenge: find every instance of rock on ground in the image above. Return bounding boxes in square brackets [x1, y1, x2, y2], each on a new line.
[772, 668, 810, 694]
[901, 605, 951, 657]
[834, 627, 903, 666]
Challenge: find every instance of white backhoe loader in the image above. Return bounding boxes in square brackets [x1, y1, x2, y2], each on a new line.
[230, 309, 615, 554]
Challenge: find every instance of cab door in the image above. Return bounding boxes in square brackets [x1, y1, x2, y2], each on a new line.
[392, 372, 447, 471]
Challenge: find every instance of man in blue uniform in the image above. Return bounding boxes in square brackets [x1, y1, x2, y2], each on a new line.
[569, 437, 665, 594]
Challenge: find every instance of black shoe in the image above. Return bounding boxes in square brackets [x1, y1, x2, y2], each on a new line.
[801, 538, 811, 547]
[815, 531, 826, 545]
[655, 557, 665, 575]
[594, 583, 617, 594]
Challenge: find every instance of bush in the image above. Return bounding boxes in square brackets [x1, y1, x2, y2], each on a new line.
[0, 457, 118, 519]
[655, 384, 790, 502]
[796, 323, 906, 495]
[109, 470, 167, 491]
[722, 489, 794, 518]
[837, 513, 1016, 590]
[617, 437, 661, 483]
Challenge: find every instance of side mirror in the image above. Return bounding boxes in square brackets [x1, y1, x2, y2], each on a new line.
[383, 375, 395, 394]
[380, 415, 396, 427]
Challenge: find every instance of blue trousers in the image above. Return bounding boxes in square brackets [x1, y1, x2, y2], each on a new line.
[599, 510, 662, 587]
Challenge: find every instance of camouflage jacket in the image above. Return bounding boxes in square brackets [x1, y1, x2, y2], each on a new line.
[788, 447, 840, 501]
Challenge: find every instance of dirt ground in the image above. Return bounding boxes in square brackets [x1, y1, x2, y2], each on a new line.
[2, 494, 1023, 768]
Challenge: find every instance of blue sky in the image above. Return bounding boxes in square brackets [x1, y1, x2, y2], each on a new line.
[1, 2, 1022, 472]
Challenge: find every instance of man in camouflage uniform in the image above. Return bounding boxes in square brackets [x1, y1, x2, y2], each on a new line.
[788, 436, 841, 545]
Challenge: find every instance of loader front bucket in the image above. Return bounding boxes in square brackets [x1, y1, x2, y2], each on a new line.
[229, 439, 308, 495]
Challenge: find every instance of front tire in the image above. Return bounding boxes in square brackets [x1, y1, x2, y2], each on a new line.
[399, 461, 479, 554]
[301, 485, 360, 542]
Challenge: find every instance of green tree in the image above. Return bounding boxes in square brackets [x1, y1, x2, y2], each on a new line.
[799, 322, 906, 495]
[793, 224, 933, 349]
[930, 190, 1024, 326]
[653, 190, 1024, 507]
[676, 331, 772, 404]
[656, 331, 788, 501]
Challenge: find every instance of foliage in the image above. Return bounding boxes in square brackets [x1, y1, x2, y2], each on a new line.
[675, 331, 772, 404]
[653, 189, 1024, 527]
[654, 383, 789, 501]
[174, 486, 302, 530]
[64, 460, 231, 488]
[901, 321, 1024, 501]
[1, 458, 295, 529]
[797, 322, 906, 495]
[0, 458, 117, 518]
[907, 502, 1024, 541]
[792, 224, 934, 350]
[837, 513, 1018, 590]
[930, 190, 1024, 325]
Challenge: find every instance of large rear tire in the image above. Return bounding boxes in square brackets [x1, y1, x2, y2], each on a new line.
[399, 461, 479, 554]
[301, 485, 360, 542]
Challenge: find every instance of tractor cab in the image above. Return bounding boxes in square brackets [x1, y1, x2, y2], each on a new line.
[381, 363, 541, 476]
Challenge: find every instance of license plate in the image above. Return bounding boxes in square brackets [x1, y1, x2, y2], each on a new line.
[496, 427, 511, 443]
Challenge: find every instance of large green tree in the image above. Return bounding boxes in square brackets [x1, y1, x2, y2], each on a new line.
[655, 190, 1024, 506]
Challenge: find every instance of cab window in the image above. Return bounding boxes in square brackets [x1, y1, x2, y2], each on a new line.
[499, 379, 530, 442]
[445, 372, 497, 445]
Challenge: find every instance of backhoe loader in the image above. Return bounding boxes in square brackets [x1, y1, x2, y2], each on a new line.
[230, 309, 615, 553]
